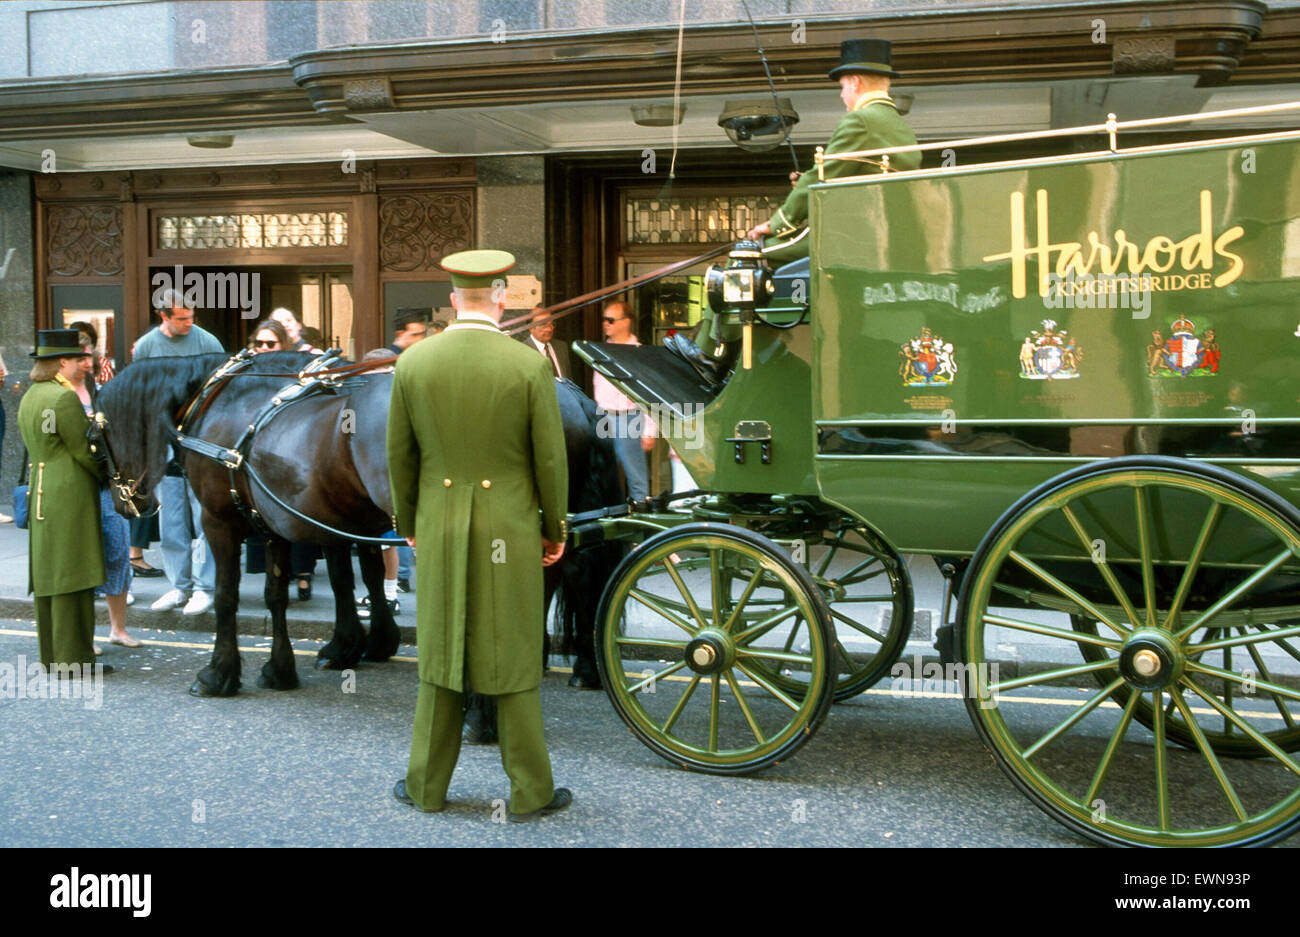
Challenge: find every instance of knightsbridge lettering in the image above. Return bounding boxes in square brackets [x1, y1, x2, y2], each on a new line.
[983, 189, 1245, 298]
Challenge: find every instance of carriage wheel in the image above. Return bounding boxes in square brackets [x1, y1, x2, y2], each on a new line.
[1072, 614, 1300, 757]
[958, 457, 1300, 847]
[595, 523, 836, 774]
[744, 525, 912, 702]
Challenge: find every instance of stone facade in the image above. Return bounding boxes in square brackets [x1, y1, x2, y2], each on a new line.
[0, 170, 34, 499]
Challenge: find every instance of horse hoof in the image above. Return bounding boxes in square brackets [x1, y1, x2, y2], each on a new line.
[258, 661, 300, 690]
[316, 656, 342, 671]
[189, 669, 240, 698]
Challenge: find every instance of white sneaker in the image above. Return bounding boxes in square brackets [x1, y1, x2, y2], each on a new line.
[183, 590, 214, 616]
[151, 589, 187, 611]
[126, 592, 136, 607]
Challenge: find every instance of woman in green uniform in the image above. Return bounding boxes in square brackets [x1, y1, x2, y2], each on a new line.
[18, 329, 107, 671]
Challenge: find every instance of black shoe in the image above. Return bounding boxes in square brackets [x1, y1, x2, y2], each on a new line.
[358, 598, 399, 620]
[568, 672, 602, 690]
[396, 578, 411, 594]
[665, 333, 730, 385]
[129, 560, 165, 578]
[508, 788, 572, 823]
[393, 779, 441, 814]
[297, 577, 312, 601]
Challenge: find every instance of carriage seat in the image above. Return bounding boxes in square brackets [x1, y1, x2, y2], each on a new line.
[574, 339, 726, 424]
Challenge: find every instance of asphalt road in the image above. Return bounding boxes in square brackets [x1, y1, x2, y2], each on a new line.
[0, 619, 1296, 849]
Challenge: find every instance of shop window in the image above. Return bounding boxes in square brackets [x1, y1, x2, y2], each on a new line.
[157, 212, 349, 250]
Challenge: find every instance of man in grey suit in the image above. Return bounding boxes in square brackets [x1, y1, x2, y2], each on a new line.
[519, 305, 571, 381]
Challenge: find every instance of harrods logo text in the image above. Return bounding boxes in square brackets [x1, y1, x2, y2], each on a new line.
[982, 189, 1244, 298]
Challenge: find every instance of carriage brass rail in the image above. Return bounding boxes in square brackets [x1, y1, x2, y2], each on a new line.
[815, 100, 1300, 180]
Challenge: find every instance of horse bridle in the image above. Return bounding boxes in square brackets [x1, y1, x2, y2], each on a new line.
[88, 410, 146, 518]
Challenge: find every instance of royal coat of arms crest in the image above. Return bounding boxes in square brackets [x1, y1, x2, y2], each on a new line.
[899, 327, 957, 386]
[1019, 319, 1082, 380]
[1147, 316, 1220, 378]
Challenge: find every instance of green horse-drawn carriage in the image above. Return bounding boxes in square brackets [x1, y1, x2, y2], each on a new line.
[571, 104, 1300, 847]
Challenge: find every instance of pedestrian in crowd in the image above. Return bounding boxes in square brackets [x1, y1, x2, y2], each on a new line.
[593, 300, 655, 500]
[387, 308, 430, 355]
[245, 317, 320, 600]
[270, 308, 323, 354]
[133, 290, 223, 616]
[18, 330, 110, 672]
[66, 325, 141, 650]
[519, 305, 570, 380]
[300, 325, 327, 352]
[389, 249, 571, 821]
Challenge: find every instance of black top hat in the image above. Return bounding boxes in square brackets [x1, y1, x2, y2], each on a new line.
[30, 328, 92, 359]
[829, 38, 899, 80]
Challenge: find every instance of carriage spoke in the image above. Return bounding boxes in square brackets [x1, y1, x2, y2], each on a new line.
[1174, 549, 1294, 640]
[629, 588, 699, 637]
[1181, 678, 1300, 778]
[1084, 689, 1142, 807]
[615, 636, 689, 651]
[661, 673, 702, 735]
[709, 549, 723, 629]
[1183, 660, 1300, 704]
[814, 533, 844, 578]
[1151, 690, 1170, 832]
[1169, 689, 1247, 822]
[1022, 676, 1126, 760]
[708, 674, 721, 752]
[724, 668, 766, 745]
[1253, 625, 1300, 665]
[1057, 506, 1141, 634]
[838, 557, 887, 583]
[662, 554, 711, 632]
[1242, 633, 1298, 729]
[781, 616, 803, 654]
[1134, 488, 1159, 629]
[989, 658, 1117, 694]
[721, 566, 765, 634]
[830, 608, 890, 644]
[735, 647, 815, 666]
[1162, 502, 1223, 630]
[734, 661, 801, 711]
[1010, 549, 1130, 639]
[984, 612, 1121, 650]
[830, 594, 896, 603]
[1187, 622, 1300, 653]
[627, 659, 688, 695]
[835, 639, 856, 671]
[732, 604, 802, 644]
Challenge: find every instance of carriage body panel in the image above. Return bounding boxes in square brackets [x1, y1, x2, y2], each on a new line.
[809, 133, 1300, 554]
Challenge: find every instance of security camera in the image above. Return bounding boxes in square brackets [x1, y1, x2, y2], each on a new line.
[718, 99, 799, 152]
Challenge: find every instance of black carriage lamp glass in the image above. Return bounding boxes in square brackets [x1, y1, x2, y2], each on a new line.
[718, 99, 799, 152]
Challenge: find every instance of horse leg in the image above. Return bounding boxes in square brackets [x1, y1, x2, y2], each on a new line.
[317, 542, 366, 670]
[190, 519, 243, 698]
[358, 542, 400, 662]
[463, 691, 498, 744]
[258, 537, 300, 690]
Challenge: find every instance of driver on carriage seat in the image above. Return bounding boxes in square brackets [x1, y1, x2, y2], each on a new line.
[746, 37, 920, 260]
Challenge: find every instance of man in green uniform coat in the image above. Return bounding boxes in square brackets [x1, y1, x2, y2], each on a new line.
[388, 249, 572, 821]
[18, 330, 107, 670]
[748, 38, 920, 260]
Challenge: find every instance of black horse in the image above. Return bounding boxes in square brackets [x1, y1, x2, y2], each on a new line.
[95, 353, 623, 701]
[95, 351, 401, 696]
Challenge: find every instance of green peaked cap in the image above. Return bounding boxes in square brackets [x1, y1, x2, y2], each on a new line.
[441, 249, 516, 288]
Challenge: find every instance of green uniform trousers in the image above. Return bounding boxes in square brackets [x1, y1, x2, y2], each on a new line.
[34, 589, 96, 668]
[406, 681, 555, 814]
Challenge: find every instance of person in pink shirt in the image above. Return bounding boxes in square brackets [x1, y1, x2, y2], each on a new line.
[592, 300, 654, 500]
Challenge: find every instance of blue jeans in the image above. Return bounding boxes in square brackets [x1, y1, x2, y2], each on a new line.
[601, 411, 650, 501]
[159, 475, 215, 594]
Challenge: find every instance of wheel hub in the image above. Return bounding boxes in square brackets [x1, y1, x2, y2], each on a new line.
[1118, 629, 1183, 690]
[685, 630, 734, 676]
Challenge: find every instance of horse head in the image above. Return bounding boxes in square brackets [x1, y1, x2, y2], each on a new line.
[92, 353, 231, 519]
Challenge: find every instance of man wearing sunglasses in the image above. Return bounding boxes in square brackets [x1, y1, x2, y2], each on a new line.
[593, 300, 654, 501]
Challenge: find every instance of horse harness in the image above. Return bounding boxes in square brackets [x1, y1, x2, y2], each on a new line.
[94, 349, 399, 544]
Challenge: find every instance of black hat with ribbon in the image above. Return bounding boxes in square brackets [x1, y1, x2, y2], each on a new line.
[828, 38, 899, 80]
[30, 328, 92, 359]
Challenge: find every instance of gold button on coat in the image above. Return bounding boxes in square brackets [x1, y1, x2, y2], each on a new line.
[481, 479, 491, 488]
[443, 478, 452, 487]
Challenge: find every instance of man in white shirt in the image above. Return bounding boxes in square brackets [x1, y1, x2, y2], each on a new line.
[592, 300, 654, 500]
[520, 306, 570, 380]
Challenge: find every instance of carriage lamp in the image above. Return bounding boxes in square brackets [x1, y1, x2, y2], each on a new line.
[705, 241, 774, 370]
